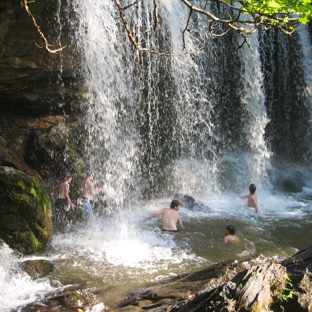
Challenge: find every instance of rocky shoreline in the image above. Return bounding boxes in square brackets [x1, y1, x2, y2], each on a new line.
[18, 244, 312, 312]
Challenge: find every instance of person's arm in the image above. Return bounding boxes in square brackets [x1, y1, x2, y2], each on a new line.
[94, 186, 104, 194]
[140, 209, 163, 223]
[90, 181, 104, 196]
[50, 184, 60, 196]
[64, 183, 70, 202]
[209, 238, 226, 245]
[238, 194, 249, 199]
[177, 216, 184, 228]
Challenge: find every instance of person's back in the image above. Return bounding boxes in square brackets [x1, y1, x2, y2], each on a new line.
[224, 224, 240, 244]
[58, 181, 69, 199]
[224, 234, 240, 244]
[140, 200, 184, 231]
[247, 193, 258, 210]
[238, 183, 259, 213]
[161, 208, 182, 231]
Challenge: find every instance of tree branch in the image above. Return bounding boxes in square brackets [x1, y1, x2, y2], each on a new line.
[22, 0, 66, 53]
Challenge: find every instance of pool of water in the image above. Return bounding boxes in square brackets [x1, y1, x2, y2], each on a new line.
[1, 188, 312, 311]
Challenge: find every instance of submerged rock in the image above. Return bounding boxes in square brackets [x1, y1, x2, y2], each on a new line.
[21, 259, 54, 279]
[173, 193, 211, 212]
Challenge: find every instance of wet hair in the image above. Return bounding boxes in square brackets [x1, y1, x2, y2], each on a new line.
[170, 199, 181, 209]
[226, 224, 235, 235]
[87, 171, 93, 178]
[249, 183, 257, 194]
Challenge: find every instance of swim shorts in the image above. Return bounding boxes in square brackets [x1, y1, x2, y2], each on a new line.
[81, 197, 93, 217]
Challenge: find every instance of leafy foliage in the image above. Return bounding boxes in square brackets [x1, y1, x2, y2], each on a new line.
[114, 0, 312, 66]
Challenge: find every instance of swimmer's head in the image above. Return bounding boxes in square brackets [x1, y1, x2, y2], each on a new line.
[249, 183, 256, 194]
[170, 199, 181, 209]
[225, 224, 235, 235]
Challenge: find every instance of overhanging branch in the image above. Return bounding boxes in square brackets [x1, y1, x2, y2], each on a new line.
[22, 0, 66, 53]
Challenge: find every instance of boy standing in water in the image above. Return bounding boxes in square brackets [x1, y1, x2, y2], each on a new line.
[238, 183, 259, 213]
[140, 200, 184, 232]
[81, 172, 105, 218]
[54, 173, 75, 214]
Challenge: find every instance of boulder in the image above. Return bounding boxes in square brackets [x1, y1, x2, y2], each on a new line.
[21, 259, 54, 279]
[0, 166, 52, 253]
[282, 178, 304, 193]
[173, 193, 211, 212]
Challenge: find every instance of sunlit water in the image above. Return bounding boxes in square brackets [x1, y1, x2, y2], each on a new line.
[2, 1, 312, 311]
[2, 187, 312, 311]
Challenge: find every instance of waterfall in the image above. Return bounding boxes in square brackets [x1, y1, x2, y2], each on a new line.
[71, 1, 312, 204]
[4, 3, 312, 312]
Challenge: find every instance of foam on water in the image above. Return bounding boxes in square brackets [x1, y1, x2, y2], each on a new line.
[2, 1, 312, 310]
[1, 187, 312, 310]
[0, 242, 56, 312]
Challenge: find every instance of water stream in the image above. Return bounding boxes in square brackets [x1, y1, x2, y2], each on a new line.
[1, 1, 312, 311]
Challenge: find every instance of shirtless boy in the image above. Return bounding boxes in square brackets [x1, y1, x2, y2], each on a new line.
[238, 183, 259, 213]
[224, 224, 240, 244]
[140, 200, 184, 232]
[56, 173, 75, 213]
[81, 172, 104, 217]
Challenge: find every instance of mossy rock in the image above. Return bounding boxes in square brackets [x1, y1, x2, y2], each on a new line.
[21, 259, 54, 279]
[0, 166, 52, 254]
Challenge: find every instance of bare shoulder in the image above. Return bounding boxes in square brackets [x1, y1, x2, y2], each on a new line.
[224, 235, 240, 244]
[155, 208, 167, 214]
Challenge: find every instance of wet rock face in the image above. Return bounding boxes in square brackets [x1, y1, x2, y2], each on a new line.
[0, 0, 84, 117]
[0, 166, 52, 253]
[0, 0, 88, 195]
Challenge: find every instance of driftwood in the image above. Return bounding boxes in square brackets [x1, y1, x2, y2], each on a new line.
[115, 245, 312, 312]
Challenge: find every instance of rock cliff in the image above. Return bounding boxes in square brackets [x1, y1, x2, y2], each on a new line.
[0, 0, 87, 252]
[0, 0, 86, 192]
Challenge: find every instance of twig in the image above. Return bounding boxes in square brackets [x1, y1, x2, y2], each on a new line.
[22, 0, 66, 53]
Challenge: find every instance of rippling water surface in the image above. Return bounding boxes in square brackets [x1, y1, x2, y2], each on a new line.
[2, 187, 312, 311]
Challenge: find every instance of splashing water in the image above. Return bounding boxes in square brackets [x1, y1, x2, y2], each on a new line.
[2, 1, 312, 311]
[0, 242, 56, 311]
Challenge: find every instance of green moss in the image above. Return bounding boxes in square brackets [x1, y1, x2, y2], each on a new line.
[19, 231, 41, 253]
[72, 291, 84, 302]
[41, 193, 51, 212]
[33, 223, 49, 239]
[29, 187, 38, 200]
[12, 193, 33, 206]
[17, 180, 26, 190]
[31, 178, 40, 189]
[0, 167, 53, 253]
